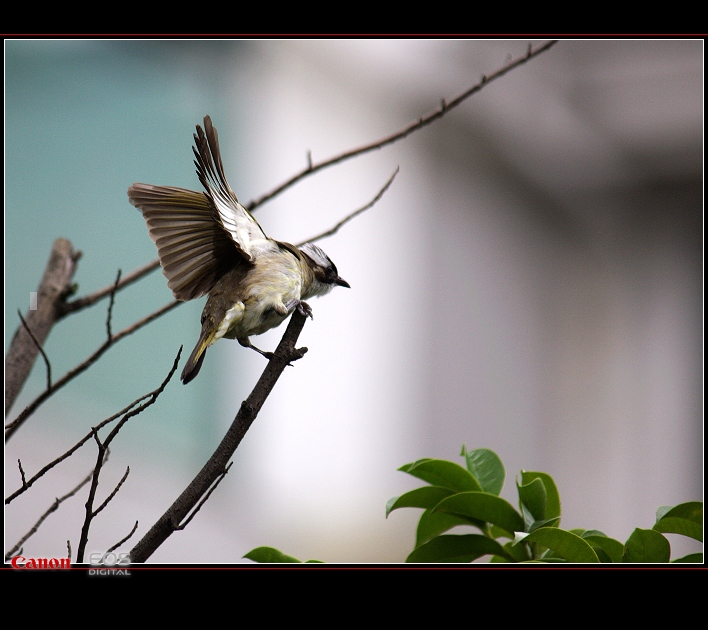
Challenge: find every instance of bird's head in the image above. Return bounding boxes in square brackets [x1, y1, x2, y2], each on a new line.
[299, 242, 350, 298]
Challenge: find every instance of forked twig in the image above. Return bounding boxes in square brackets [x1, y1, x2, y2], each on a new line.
[75, 349, 181, 563]
[5, 469, 93, 560]
[5, 300, 180, 440]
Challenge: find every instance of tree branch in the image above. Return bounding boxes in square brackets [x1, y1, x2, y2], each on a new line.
[174, 462, 233, 531]
[17, 310, 53, 391]
[75, 349, 181, 562]
[5, 238, 81, 415]
[5, 469, 93, 560]
[129, 309, 310, 563]
[246, 40, 557, 212]
[297, 167, 399, 246]
[106, 520, 139, 554]
[6, 394, 151, 505]
[5, 300, 180, 441]
[59, 259, 161, 317]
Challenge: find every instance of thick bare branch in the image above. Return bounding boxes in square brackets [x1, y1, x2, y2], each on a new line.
[5, 238, 81, 415]
[130, 309, 310, 563]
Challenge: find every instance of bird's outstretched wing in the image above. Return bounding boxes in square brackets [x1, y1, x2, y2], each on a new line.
[128, 116, 272, 301]
[193, 116, 272, 261]
[127, 184, 243, 301]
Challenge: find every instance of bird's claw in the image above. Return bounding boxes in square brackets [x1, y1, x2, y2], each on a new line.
[296, 301, 313, 319]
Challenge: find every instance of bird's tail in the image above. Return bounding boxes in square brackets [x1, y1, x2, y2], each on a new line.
[181, 331, 211, 384]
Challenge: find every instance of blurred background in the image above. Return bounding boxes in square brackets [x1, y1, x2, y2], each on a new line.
[5, 38, 703, 564]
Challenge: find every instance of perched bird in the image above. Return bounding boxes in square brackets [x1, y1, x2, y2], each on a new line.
[128, 116, 349, 384]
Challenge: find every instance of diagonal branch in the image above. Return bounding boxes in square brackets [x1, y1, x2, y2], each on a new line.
[297, 167, 399, 246]
[6, 394, 150, 505]
[5, 238, 81, 415]
[175, 462, 233, 531]
[59, 259, 161, 317]
[5, 300, 180, 441]
[106, 521, 139, 554]
[17, 310, 52, 391]
[5, 468, 93, 560]
[129, 309, 310, 563]
[75, 349, 181, 563]
[247, 40, 557, 211]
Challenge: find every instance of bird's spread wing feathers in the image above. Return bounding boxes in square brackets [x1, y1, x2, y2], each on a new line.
[193, 116, 272, 261]
[129, 116, 273, 301]
[127, 184, 243, 300]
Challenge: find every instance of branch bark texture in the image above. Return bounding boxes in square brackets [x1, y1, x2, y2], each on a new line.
[5, 238, 81, 415]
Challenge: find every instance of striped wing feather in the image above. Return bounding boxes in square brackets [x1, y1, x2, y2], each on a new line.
[193, 116, 271, 260]
[127, 184, 243, 301]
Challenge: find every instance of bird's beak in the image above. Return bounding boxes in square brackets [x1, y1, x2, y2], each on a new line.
[335, 276, 351, 288]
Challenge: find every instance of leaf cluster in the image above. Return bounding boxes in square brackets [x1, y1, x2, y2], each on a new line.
[246, 446, 703, 564]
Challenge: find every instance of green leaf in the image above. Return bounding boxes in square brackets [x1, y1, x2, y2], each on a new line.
[434, 492, 525, 537]
[653, 501, 703, 542]
[399, 459, 483, 492]
[653, 518, 703, 543]
[528, 516, 561, 532]
[462, 447, 506, 496]
[515, 527, 600, 563]
[517, 476, 547, 525]
[655, 501, 702, 524]
[582, 533, 625, 563]
[655, 505, 673, 521]
[244, 547, 303, 563]
[386, 486, 454, 517]
[416, 509, 481, 547]
[671, 553, 703, 563]
[489, 524, 516, 540]
[406, 534, 509, 563]
[501, 539, 531, 562]
[518, 471, 561, 521]
[591, 547, 614, 563]
[622, 528, 671, 563]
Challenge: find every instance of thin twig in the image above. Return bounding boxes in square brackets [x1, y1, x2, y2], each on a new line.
[106, 521, 139, 554]
[175, 463, 233, 531]
[93, 466, 130, 517]
[17, 460, 27, 488]
[59, 259, 161, 317]
[5, 469, 93, 560]
[105, 270, 122, 341]
[297, 167, 399, 246]
[247, 40, 558, 212]
[75, 348, 181, 563]
[17, 310, 52, 390]
[5, 300, 181, 440]
[5, 394, 149, 505]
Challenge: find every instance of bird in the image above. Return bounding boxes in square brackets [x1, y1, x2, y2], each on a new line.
[128, 115, 350, 384]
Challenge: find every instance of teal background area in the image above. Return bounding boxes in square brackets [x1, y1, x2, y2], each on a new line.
[5, 40, 249, 463]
